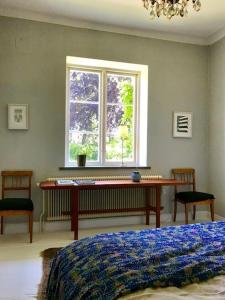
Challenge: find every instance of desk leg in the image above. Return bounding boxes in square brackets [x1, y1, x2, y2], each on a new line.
[71, 189, 79, 240]
[145, 188, 150, 225]
[156, 186, 161, 228]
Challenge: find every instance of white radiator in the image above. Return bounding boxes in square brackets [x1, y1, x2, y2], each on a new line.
[41, 175, 161, 222]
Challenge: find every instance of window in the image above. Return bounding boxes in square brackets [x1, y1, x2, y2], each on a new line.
[65, 57, 148, 167]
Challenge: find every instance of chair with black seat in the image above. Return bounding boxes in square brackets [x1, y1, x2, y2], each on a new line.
[172, 168, 215, 224]
[0, 170, 33, 243]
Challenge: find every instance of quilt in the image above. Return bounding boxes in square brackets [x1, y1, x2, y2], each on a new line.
[46, 221, 225, 300]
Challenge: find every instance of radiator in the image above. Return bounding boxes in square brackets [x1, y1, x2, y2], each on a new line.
[41, 175, 161, 222]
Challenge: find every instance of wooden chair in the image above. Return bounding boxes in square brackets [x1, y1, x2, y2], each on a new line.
[0, 170, 33, 243]
[172, 168, 215, 224]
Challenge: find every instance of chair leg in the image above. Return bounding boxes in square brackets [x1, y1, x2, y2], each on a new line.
[29, 213, 33, 243]
[1, 216, 3, 234]
[210, 202, 215, 222]
[185, 204, 189, 224]
[173, 200, 177, 222]
[193, 205, 196, 220]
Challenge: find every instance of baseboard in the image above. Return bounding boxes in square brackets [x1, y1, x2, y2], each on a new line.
[2, 210, 222, 235]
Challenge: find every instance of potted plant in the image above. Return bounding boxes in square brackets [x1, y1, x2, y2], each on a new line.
[76, 145, 87, 167]
[77, 153, 86, 167]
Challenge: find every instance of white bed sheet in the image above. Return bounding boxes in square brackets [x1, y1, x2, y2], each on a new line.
[120, 275, 225, 300]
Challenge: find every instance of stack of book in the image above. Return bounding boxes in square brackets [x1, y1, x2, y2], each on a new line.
[55, 179, 96, 185]
[75, 179, 95, 185]
[55, 179, 75, 185]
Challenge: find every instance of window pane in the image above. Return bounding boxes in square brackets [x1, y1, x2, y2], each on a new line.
[106, 73, 135, 163]
[69, 69, 100, 162]
[70, 70, 99, 102]
[69, 132, 99, 162]
[106, 134, 134, 162]
[106, 104, 123, 134]
[70, 103, 98, 132]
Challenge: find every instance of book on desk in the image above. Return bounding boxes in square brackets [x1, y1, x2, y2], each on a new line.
[55, 179, 75, 185]
[55, 179, 95, 185]
[75, 179, 95, 185]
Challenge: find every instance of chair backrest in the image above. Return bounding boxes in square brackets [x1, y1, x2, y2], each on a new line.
[171, 168, 196, 193]
[1, 170, 33, 199]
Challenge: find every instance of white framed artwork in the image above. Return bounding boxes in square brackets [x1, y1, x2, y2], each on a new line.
[173, 112, 192, 138]
[8, 104, 29, 130]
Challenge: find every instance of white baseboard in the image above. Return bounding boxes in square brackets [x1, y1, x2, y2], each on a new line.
[3, 211, 222, 235]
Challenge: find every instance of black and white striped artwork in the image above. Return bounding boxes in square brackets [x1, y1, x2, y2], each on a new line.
[173, 112, 192, 138]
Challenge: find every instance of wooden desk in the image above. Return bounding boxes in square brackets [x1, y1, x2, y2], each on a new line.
[39, 179, 183, 240]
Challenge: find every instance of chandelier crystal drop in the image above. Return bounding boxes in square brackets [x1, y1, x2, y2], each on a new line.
[142, 0, 201, 20]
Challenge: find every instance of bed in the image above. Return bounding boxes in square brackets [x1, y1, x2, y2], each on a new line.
[45, 221, 225, 300]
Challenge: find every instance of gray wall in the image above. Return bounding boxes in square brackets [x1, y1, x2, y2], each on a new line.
[209, 36, 225, 217]
[0, 16, 209, 221]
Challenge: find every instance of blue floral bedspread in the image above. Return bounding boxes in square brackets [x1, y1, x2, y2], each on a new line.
[46, 221, 225, 300]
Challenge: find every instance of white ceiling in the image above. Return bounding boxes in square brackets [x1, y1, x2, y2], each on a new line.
[0, 0, 225, 45]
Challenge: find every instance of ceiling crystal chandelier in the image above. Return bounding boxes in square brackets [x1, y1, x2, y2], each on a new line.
[142, 0, 201, 20]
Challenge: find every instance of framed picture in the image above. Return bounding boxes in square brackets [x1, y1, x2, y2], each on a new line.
[173, 112, 192, 138]
[8, 104, 28, 130]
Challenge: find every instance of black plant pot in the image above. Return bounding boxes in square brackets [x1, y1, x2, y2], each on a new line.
[77, 154, 86, 167]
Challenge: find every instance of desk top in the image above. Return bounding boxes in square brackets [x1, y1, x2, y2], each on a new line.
[39, 179, 185, 190]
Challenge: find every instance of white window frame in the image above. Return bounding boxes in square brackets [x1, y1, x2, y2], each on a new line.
[65, 56, 148, 167]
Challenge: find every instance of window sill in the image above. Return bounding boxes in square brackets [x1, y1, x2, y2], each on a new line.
[59, 166, 151, 170]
